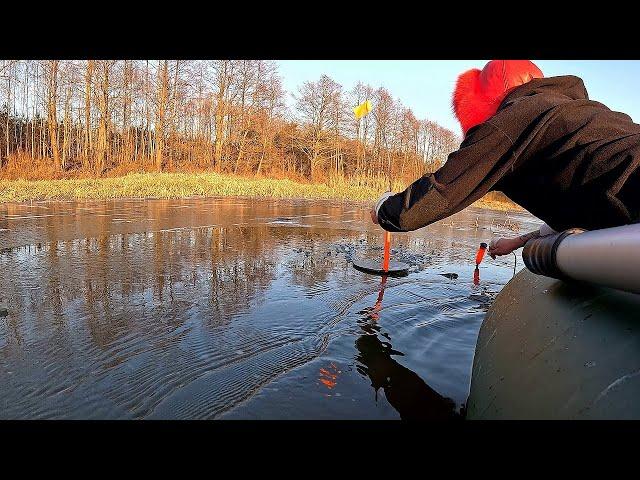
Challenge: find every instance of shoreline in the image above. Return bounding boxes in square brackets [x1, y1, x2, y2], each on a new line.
[0, 171, 522, 212]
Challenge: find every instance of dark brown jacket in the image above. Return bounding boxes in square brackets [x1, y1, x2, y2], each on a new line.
[378, 75, 640, 232]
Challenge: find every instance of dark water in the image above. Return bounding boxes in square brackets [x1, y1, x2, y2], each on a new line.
[0, 197, 541, 419]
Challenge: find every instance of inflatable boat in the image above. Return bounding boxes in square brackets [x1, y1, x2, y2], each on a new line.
[466, 224, 640, 419]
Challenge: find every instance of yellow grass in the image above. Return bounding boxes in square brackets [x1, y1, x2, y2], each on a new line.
[0, 172, 522, 211]
[471, 197, 521, 212]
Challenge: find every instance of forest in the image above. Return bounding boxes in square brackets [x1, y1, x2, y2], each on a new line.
[0, 60, 461, 186]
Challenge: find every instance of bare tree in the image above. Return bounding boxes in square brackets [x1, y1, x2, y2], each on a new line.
[0, 59, 460, 187]
[84, 60, 94, 170]
[211, 60, 236, 172]
[155, 60, 169, 171]
[44, 60, 60, 170]
[294, 74, 342, 180]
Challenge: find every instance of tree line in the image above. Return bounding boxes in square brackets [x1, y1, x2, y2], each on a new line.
[0, 60, 461, 183]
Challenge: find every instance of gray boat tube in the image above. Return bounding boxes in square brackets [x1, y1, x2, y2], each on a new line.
[466, 268, 640, 419]
[523, 224, 640, 294]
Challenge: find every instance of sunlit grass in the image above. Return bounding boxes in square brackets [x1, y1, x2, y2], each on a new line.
[0, 172, 381, 203]
[0, 171, 521, 211]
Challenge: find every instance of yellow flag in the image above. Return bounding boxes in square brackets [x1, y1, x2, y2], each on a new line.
[353, 100, 372, 120]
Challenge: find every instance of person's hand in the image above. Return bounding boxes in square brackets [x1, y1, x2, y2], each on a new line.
[370, 191, 393, 227]
[370, 208, 379, 225]
[488, 237, 523, 259]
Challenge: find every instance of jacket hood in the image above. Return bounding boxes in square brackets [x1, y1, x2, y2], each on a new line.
[500, 75, 589, 106]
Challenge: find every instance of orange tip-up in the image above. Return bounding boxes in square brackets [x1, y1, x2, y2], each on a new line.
[475, 242, 488, 267]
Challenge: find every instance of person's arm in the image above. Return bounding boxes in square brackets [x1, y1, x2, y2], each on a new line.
[488, 224, 557, 259]
[376, 121, 516, 232]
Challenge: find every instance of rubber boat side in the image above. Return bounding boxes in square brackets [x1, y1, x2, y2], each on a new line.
[466, 268, 640, 419]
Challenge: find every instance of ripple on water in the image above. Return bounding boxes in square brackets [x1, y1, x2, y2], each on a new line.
[0, 198, 539, 419]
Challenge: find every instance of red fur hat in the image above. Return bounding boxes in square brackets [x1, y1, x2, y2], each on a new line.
[452, 60, 544, 136]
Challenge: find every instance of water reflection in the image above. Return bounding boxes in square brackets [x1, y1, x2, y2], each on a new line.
[0, 198, 541, 419]
[355, 276, 460, 420]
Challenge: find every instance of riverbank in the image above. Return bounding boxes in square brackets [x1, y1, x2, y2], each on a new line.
[0, 172, 522, 211]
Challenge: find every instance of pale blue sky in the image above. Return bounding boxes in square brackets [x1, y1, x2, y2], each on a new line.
[277, 61, 640, 134]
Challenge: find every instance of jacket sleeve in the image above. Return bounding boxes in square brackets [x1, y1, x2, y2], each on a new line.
[377, 122, 517, 232]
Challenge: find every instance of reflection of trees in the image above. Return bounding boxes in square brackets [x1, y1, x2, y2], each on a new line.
[1, 198, 378, 366]
[0, 198, 490, 419]
[209, 224, 277, 324]
[0, 206, 7, 234]
[1, 200, 493, 352]
[1, 202, 304, 349]
[0, 209, 266, 350]
[43, 212, 65, 326]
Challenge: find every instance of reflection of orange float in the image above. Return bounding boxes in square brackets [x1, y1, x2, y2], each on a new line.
[318, 275, 389, 392]
[318, 362, 341, 390]
[355, 274, 461, 419]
